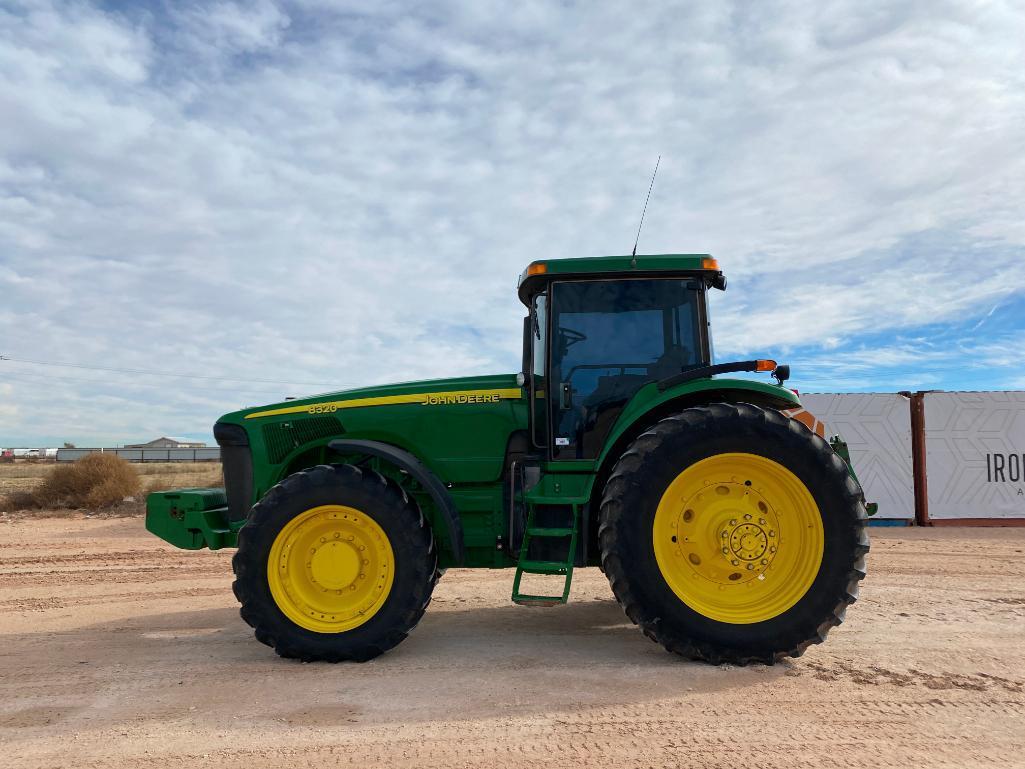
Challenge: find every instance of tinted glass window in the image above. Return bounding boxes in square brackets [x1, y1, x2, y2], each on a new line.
[550, 279, 704, 459]
[530, 292, 547, 448]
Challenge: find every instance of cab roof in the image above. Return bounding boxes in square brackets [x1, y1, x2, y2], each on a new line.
[517, 253, 724, 305]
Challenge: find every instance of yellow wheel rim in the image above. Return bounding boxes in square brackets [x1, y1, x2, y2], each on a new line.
[268, 505, 394, 633]
[653, 453, 824, 624]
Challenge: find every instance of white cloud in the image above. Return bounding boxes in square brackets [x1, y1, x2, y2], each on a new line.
[1, 0, 1024, 444]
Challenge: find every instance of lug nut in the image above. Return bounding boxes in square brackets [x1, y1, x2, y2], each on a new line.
[731, 559, 740, 566]
[759, 518, 766, 525]
[746, 563, 754, 570]
[744, 513, 752, 520]
[729, 519, 737, 526]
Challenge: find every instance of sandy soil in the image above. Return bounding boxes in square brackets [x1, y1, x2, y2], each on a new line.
[1, 517, 1024, 769]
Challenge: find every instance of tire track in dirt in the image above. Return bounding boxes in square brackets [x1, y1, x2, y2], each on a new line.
[0, 586, 230, 612]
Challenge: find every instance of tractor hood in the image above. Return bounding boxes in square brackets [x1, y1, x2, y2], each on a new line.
[224, 373, 524, 424]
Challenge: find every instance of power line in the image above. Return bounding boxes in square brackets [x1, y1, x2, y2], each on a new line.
[0, 354, 339, 388]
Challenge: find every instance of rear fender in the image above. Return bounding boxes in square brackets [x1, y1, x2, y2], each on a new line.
[595, 378, 801, 473]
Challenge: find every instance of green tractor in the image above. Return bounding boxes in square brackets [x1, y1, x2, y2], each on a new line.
[147, 254, 869, 664]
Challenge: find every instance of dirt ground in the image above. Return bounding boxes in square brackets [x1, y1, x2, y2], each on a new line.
[1, 518, 1023, 769]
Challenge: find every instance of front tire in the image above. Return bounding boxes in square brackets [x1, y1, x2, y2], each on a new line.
[599, 403, 868, 665]
[232, 464, 437, 662]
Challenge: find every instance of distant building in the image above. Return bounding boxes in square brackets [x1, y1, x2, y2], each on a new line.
[125, 437, 207, 449]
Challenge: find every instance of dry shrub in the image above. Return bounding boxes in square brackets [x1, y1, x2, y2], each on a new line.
[34, 453, 141, 510]
[2, 490, 41, 511]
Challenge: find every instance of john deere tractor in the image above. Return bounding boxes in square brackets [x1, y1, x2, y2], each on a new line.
[147, 254, 868, 664]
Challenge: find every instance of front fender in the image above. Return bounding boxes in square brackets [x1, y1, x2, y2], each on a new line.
[328, 438, 465, 565]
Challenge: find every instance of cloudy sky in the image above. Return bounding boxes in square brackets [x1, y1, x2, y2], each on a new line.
[2, 0, 1024, 446]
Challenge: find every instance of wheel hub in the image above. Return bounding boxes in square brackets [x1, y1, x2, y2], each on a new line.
[309, 539, 362, 590]
[726, 522, 769, 562]
[669, 480, 781, 585]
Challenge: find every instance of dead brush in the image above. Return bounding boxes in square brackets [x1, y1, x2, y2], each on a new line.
[32, 453, 141, 510]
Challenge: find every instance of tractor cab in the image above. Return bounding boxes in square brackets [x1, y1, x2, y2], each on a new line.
[518, 254, 724, 461]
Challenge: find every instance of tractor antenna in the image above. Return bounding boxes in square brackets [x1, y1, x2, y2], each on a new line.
[631, 154, 661, 264]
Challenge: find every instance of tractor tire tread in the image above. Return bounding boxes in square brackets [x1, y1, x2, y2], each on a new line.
[599, 402, 868, 666]
[232, 464, 437, 662]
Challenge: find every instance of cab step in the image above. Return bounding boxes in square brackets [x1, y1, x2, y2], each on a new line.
[517, 559, 570, 574]
[511, 594, 564, 607]
[511, 502, 580, 606]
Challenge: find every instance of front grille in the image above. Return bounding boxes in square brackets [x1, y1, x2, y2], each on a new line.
[214, 422, 253, 522]
[221, 444, 253, 522]
[262, 416, 342, 464]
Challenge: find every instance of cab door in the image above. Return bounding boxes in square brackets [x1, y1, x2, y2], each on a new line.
[547, 278, 708, 460]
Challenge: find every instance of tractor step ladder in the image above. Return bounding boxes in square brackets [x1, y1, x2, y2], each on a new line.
[511, 503, 580, 606]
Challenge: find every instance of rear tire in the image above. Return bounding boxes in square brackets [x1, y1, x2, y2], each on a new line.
[232, 464, 437, 662]
[599, 403, 868, 665]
